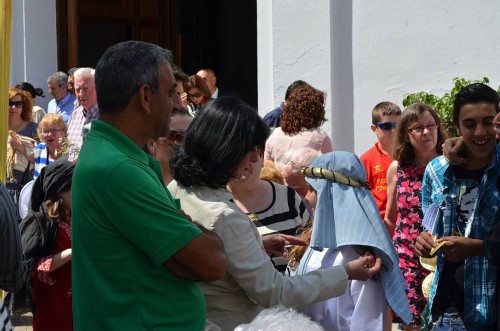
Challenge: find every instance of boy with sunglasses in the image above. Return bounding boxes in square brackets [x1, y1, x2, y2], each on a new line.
[360, 102, 401, 234]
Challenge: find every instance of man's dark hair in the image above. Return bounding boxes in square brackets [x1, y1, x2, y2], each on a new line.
[453, 83, 500, 126]
[285, 80, 308, 100]
[95, 40, 173, 114]
[67, 67, 78, 77]
[171, 64, 189, 84]
[171, 96, 270, 189]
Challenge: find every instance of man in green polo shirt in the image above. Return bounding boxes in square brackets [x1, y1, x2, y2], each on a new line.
[72, 41, 227, 330]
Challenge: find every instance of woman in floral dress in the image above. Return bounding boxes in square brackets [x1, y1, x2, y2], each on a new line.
[385, 103, 447, 330]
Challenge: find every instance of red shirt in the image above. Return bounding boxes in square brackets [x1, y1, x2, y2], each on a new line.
[360, 142, 392, 219]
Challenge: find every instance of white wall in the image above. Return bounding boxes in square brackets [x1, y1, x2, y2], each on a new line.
[258, 0, 500, 154]
[353, 0, 500, 154]
[10, 0, 58, 111]
[257, 0, 332, 130]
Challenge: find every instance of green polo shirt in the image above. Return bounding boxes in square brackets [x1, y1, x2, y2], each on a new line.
[72, 120, 204, 330]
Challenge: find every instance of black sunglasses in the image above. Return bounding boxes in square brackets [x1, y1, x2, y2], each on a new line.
[168, 129, 185, 142]
[375, 122, 397, 131]
[9, 101, 23, 108]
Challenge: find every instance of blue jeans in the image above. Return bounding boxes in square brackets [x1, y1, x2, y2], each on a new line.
[431, 311, 466, 331]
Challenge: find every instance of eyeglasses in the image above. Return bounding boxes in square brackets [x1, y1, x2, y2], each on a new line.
[9, 101, 23, 108]
[375, 122, 397, 131]
[168, 129, 185, 143]
[42, 128, 63, 135]
[187, 93, 203, 99]
[408, 123, 438, 134]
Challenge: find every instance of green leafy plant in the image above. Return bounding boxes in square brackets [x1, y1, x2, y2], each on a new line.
[402, 77, 500, 137]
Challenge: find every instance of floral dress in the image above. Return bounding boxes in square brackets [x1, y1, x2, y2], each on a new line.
[392, 162, 429, 324]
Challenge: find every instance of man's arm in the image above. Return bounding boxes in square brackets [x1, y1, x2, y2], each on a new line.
[0, 183, 28, 292]
[165, 222, 227, 282]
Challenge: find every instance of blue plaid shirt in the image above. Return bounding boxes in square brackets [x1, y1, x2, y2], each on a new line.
[422, 148, 500, 330]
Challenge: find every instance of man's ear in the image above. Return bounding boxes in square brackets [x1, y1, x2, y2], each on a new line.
[455, 124, 461, 136]
[370, 124, 377, 133]
[138, 84, 153, 114]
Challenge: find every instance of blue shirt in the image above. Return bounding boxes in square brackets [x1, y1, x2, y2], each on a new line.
[263, 102, 284, 128]
[422, 150, 500, 329]
[47, 93, 76, 123]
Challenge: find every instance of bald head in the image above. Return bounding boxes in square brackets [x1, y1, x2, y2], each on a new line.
[196, 69, 216, 95]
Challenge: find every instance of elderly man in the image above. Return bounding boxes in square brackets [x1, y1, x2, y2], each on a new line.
[72, 41, 227, 331]
[46, 71, 76, 123]
[66, 68, 99, 158]
[196, 68, 239, 99]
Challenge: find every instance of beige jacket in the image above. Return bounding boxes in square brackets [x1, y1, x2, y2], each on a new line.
[168, 182, 349, 331]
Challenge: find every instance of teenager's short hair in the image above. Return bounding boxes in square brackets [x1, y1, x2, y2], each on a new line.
[171, 97, 270, 188]
[372, 102, 402, 124]
[392, 103, 447, 163]
[453, 83, 500, 127]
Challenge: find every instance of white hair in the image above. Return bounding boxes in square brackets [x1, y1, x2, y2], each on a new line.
[73, 67, 95, 80]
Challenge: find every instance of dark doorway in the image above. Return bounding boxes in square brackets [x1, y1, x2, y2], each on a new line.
[57, 0, 257, 107]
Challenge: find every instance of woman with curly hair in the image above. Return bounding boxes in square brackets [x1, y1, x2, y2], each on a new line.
[385, 103, 447, 330]
[264, 84, 332, 173]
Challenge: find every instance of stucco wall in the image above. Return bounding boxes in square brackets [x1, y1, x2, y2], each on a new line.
[10, 0, 58, 111]
[257, 0, 332, 127]
[258, 0, 500, 154]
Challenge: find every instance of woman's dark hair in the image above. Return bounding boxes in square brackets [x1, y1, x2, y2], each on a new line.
[171, 97, 270, 188]
[15, 82, 45, 99]
[392, 103, 447, 163]
[281, 85, 327, 135]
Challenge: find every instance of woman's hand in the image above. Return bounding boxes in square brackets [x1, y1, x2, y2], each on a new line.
[344, 251, 382, 281]
[262, 234, 308, 257]
[8, 134, 25, 153]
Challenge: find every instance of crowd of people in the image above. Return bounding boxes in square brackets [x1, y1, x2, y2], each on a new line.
[1, 40, 500, 331]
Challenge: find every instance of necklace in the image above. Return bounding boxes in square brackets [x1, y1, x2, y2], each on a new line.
[247, 212, 259, 223]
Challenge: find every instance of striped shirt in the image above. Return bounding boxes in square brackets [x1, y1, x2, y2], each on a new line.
[66, 104, 99, 150]
[33, 143, 51, 179]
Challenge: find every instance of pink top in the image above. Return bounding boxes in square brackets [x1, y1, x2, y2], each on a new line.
[264, 127, 333, 169]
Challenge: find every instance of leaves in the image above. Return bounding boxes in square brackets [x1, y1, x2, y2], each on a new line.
[402, 77, 498, 137]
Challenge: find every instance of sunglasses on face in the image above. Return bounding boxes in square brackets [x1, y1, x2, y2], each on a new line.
[168, 129, 185, 143]
[375, 122, 397, 131]
[9, 101, 23, 108]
